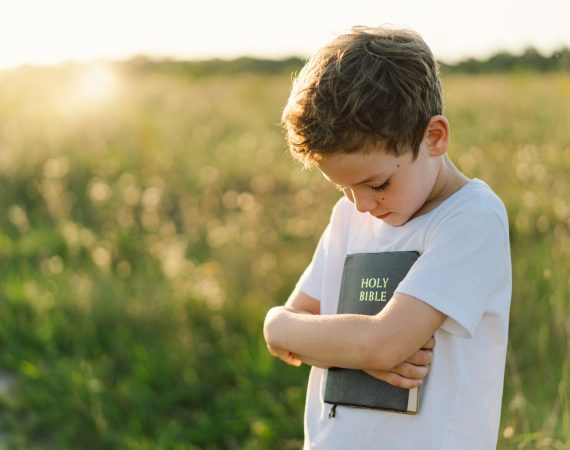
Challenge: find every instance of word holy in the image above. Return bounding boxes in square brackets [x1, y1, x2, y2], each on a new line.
[359, 277, 389, 302]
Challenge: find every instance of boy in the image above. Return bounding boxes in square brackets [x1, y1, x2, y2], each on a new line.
[263, 26, 511, 449]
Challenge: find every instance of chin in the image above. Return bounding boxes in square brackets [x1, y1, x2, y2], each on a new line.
[387, 214, 413, 227]
[376, 214, 400, 227]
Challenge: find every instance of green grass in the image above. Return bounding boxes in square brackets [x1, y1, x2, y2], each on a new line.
[0, 64, 568, 449]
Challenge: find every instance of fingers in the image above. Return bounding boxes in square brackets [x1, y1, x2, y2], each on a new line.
[390, 362, 429, 380]
[405, 336, 435, 365]
[284, 352, 302, 367]
[365, 369, 423, 389]
[406, 348, 433, 366]
[365, 360, 430, 389]
[421, 336, 436, 350]
[267, 344, 302, 367]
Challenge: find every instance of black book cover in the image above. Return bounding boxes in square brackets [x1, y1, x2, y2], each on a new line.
[324, 251, 420, 415]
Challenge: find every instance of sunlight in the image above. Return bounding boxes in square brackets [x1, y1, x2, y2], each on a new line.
[75, 63, 118, 105]
[55, 62, 122, 116]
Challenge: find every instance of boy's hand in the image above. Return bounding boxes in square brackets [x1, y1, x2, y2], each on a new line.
[364, 336, 435, 389]
[266, 343, 302, 367]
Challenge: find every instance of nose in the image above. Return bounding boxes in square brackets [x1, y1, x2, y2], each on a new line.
[351, 190, 377, 213]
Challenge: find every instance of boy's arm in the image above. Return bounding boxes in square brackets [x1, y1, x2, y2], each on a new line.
[264, 291, 323, 367]
[284, 290, 320, 315]
[264, 291, 446, 372]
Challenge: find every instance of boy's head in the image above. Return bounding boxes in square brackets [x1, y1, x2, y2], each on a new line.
[282, 26, 443, 167]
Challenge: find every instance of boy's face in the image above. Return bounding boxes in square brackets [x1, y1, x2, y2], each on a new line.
[316, 143, 442, 227]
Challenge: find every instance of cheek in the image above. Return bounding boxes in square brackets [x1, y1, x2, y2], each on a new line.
[410, 180, 434, 210]
[402, 167, 434, 207]
[395, 184, 426, 213]
[410, 183, 428, 203]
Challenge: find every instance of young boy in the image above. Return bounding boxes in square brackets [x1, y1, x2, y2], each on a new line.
[263, 26, 512, 449]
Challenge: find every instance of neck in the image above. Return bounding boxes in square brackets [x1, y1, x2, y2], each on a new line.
[437, 154, 470, 195]
[413, 155, 470, 219]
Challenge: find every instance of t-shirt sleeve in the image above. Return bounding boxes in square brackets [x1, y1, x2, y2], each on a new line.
[293, 197, 351, 302]
[292, 223, 331, 302]
[396, 208, 510, 338]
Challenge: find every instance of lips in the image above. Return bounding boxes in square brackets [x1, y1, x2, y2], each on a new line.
[376, 212, 391, 220]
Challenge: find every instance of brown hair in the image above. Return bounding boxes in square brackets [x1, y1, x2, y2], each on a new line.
[282, 26, 443, 166]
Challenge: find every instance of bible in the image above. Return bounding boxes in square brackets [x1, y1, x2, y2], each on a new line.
[324, 251, 420, 416]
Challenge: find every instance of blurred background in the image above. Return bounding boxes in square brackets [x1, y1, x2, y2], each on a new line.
[0, 1, 569, 449]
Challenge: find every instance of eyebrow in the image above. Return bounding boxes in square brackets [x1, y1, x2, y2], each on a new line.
[321, 171, 388, 188]
[350, 175, 385, 186]
[334, 174, 387, 189]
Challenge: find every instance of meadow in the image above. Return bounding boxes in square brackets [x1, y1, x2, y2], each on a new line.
[0, 61, 568, 449]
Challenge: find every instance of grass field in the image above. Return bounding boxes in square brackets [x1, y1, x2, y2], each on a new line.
[0, 62, 568, 449]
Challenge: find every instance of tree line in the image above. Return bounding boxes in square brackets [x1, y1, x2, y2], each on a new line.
[122, 46, 570, 77]
[440, 47, 570, 73]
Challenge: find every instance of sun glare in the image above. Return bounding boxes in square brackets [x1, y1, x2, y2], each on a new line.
[75, 63, 119, 105]
[56, 62, 122, 116]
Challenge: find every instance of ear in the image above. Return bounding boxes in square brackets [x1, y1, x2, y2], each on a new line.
[424, 115, 450, 157]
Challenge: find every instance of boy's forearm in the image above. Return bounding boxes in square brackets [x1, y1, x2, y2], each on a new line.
[264, 294, 446, 371]
[264, 306, 379, 370]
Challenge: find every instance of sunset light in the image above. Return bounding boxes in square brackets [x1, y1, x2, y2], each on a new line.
[75, 63, 119, 105]
[0, 1, 569, 447]
[0, 0, 569, 70]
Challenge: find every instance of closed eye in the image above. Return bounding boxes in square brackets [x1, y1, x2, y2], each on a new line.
[371, 181, 389, 192]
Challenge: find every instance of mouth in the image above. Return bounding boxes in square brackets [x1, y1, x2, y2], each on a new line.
[375, 212, 391, 220]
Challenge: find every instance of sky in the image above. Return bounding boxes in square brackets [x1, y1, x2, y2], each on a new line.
[1, 0, 570, 69]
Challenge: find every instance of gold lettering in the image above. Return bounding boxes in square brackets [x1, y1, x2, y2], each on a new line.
[361, 277, 387, 289]
[358, 290, 388, 301]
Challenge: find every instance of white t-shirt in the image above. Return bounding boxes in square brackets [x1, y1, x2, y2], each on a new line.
[295, 179, 511, 450]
